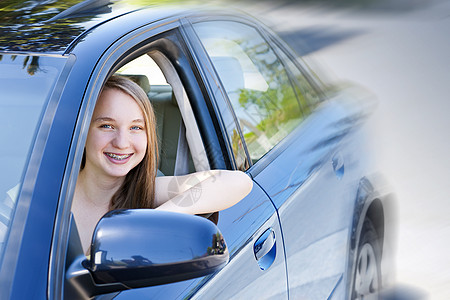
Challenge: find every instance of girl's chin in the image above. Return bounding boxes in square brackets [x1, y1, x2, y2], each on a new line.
[103, 165, 135, 179]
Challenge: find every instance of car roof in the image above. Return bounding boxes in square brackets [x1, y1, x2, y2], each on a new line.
[0, 0, 203, 54]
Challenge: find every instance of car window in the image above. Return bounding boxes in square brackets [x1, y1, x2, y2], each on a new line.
[0, 53, 66, 260]
[193, 21, 307, 165]
[272, 43, 321, 115]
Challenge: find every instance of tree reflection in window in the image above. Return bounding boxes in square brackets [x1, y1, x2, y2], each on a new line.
[194, 21, 313, 164]
[234, 39, 303, 162]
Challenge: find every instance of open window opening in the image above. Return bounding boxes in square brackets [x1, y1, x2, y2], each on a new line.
[64, 50, 217, 299]
[115, 52, 210, 176]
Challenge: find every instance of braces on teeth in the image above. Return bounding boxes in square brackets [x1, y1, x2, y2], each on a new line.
[106, 153, 131, 160]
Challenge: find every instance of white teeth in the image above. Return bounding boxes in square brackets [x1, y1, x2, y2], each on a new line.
[106, 153, 131, 160]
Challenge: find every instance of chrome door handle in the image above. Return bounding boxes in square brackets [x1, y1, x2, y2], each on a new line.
[254, 228, 276, 270]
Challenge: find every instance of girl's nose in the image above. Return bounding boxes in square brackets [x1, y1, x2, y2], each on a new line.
[112, 130, 130, 149]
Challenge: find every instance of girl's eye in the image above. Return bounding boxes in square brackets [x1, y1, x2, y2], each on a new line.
[100, 124, 113, 129]
[131, 125, 144, 131]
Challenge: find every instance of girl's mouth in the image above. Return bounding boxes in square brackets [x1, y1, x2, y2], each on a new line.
[104, 152, 133, 161]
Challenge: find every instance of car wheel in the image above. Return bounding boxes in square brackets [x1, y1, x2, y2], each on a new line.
[352, 218, 382, 300]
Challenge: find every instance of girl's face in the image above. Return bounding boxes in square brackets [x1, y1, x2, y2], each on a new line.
[84, 88, 147, 180]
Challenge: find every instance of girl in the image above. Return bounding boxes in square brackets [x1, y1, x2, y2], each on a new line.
[72, 75, 252, 253]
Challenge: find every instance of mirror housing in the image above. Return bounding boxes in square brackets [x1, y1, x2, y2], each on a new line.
[67, 209, 228, 297]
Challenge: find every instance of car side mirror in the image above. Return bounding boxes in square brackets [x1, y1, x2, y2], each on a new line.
[66, 209, 228, 298]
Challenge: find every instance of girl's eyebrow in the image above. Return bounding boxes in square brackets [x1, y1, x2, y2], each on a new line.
[93, 117, 115, 123]
[93, 117, 144, 123]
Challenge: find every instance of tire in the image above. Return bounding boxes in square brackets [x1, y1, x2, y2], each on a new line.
[352, 218, 382, 300]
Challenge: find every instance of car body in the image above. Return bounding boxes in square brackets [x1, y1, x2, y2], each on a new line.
[0, 1, 387, 299]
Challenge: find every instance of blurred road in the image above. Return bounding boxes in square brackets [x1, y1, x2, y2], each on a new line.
[237, 0, 450, 299]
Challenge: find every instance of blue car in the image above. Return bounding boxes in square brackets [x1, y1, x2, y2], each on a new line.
[0, 1, 387, 299]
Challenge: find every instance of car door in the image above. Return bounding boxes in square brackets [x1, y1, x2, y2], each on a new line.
[189, 18, 366, 299]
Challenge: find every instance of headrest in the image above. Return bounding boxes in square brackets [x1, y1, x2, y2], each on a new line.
[148, 84, 177, 107]
[121, 74, 151, 94]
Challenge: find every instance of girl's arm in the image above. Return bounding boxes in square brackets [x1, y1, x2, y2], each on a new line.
[154, 170, 253, 214]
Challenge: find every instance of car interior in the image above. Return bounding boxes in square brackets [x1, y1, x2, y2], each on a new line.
[119, 73, 189, 176]
[115, 52, 209, 176]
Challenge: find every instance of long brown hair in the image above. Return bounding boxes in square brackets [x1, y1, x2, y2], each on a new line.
[82, 75, 158, 209]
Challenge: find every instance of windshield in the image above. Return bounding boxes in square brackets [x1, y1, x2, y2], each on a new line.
[0, 53, 66, 260]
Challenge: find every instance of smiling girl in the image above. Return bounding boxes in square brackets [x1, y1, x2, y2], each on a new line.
[72, 76, 252, 253]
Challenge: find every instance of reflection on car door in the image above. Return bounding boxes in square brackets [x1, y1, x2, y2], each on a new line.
[253, 103, 359, 298]
[192, 183, 288, 299]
